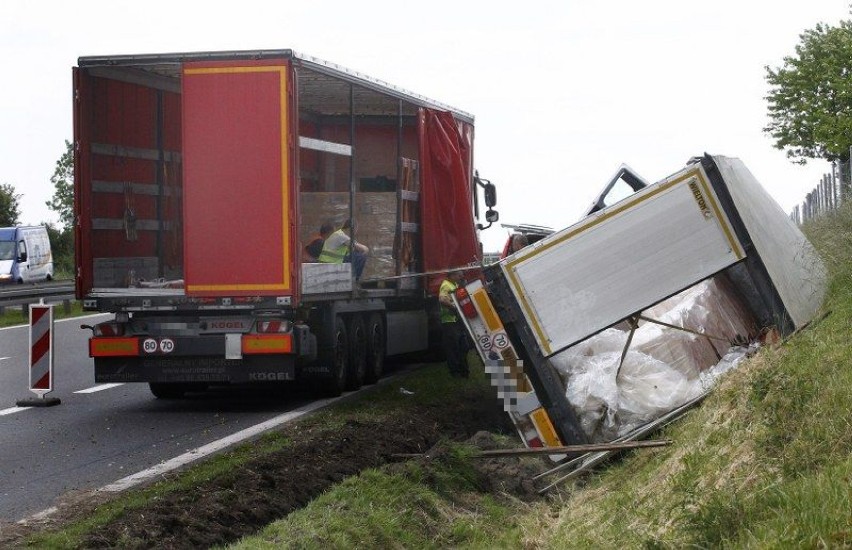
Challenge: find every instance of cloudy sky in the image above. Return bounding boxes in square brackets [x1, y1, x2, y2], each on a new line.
[1, 0, 849, 251]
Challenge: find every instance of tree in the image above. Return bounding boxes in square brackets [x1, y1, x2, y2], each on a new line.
[43, 222, 74, 276]
[46, 140, 74, 230]
[0, 183, 22, 226]
[764, 19, 852, 165]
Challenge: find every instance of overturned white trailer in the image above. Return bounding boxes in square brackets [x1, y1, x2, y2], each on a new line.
[456, 154, 825, 450]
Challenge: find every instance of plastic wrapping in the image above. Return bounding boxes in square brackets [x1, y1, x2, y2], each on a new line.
[552, 276, 757, 441]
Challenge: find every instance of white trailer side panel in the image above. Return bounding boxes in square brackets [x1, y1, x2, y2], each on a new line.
[501, 165, 745, 356]
[713, 156, 826, 328]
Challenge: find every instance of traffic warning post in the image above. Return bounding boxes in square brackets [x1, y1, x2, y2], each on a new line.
[16, 302, 61, 407]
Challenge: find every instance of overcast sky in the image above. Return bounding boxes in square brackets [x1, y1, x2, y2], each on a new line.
[2, 1, 849, 252]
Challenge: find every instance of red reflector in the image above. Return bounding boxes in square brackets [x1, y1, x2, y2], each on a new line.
[455, 288, 477, 318]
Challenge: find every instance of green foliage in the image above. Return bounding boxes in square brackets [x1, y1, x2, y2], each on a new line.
[43, 222, 74, 277]
[46, 140, 74, 230]
[0, 183, 22, 226]
[42, 140, 76, 275]
[765, 19, 852, 164]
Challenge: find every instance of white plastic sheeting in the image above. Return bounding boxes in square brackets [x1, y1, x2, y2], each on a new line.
[551, 277, 757, 442]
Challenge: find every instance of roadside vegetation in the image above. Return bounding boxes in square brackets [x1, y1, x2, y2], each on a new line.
[12, 204, 848, 549]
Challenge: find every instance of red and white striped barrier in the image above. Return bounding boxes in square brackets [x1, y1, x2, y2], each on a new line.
[16, 303, 61, 407]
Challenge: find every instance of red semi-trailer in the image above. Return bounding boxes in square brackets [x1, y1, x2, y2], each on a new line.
[74, 50, 495, 397]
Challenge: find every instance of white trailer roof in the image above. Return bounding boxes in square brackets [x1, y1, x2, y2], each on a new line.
[713, 156, 826, 328]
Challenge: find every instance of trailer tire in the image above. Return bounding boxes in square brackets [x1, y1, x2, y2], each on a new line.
[321, 315, 349, 397]
[364, 313, 385, 384]
[346, 315, 367, 390]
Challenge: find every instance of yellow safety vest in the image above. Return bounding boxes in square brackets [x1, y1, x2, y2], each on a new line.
[439, 279, 459, 323]
[318, 230, 348, 263]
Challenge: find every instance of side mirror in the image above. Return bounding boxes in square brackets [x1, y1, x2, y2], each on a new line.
[18, 251, 27, 263]
[477, 208, 499, 230]
[483, 182, 497, 208]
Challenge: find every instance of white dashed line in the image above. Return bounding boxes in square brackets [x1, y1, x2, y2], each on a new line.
[74, 383, 124, 394]
[0, 406, 32, 416]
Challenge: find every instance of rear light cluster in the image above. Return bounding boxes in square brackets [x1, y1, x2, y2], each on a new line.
[455, 288, 478, 319]
[256, 320, 292, 333]
[93, 322, 126, 337]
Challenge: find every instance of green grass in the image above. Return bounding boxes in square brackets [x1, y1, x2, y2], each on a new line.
[226, 448, 526, 550]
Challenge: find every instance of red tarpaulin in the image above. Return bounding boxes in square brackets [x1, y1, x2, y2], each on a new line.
[419, 109, 480, 294]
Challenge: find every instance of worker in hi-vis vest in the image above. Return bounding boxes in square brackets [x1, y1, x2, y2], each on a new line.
[318, 218, 370, 279]
[438, 269, 470, 378]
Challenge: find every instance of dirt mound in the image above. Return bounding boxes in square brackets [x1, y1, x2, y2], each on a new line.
[59, 384, 516, 549]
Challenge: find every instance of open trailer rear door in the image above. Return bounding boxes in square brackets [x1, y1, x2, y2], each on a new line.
[181, 59, 297, 297]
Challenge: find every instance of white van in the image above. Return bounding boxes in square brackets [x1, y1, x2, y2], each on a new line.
[0, 226, 54, 284]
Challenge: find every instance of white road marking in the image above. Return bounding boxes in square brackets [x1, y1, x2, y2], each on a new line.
[0, 406, 32, 416]
[100, 395, 344, 493]
[74, 383, 124, 394]
[0, 357, 9, 361]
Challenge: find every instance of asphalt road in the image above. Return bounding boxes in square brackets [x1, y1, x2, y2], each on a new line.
[0, 313, 332, 523]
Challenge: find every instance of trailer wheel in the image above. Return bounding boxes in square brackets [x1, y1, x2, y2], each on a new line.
[149, 383, 186, 399]
[346, 315, 367, 390]
[364, 313, 385, 384]
[321, 315, 349, 397]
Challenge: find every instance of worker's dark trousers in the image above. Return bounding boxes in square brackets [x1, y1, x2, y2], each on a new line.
[344, 251, 367, 280]
[441, 321, 469, 377]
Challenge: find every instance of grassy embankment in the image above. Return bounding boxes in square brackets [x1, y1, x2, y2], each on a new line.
[18, 204, 852, 548]
[222, 206, 852, 548]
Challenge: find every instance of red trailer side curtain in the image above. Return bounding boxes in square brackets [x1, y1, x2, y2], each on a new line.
[419, 109, 480, 293]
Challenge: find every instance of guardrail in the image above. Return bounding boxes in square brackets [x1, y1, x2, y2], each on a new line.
[0, 281, 76, 314]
